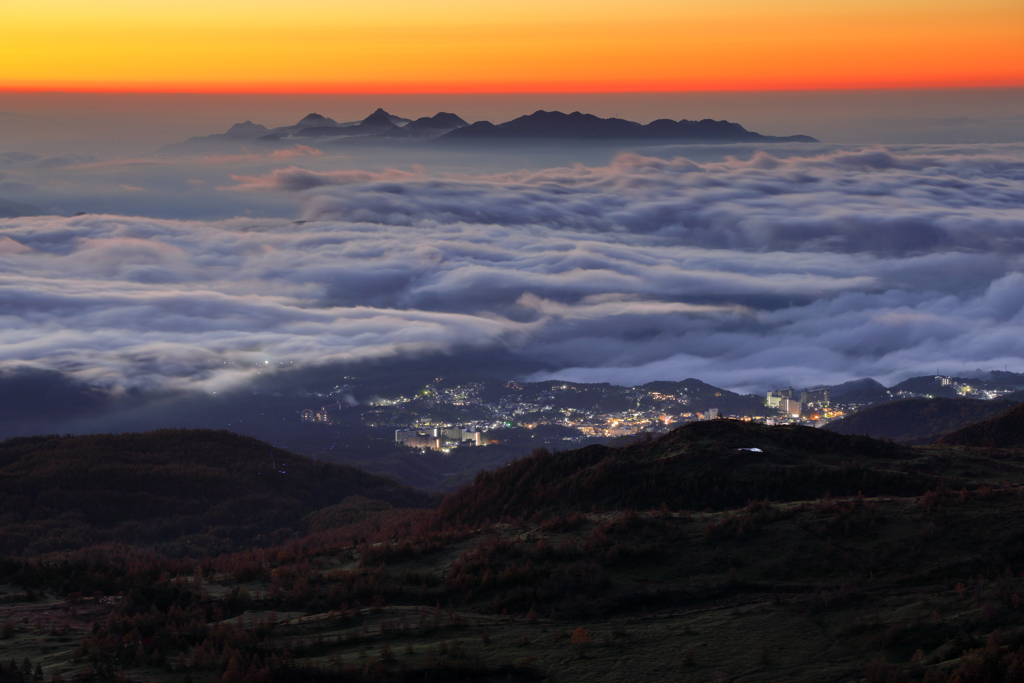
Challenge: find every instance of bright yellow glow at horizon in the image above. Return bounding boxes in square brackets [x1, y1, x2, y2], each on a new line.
[1, 0, 1022, 92]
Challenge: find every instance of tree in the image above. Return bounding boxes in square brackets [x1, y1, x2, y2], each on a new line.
[571, 627, 591, 657]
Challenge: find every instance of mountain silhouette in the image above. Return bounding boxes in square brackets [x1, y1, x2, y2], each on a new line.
[441, 110, 818, 143]
[295, 113, 340, 127]
[386, 112, 469, 137]
[162, 108, 818, 151]
[295, 109, 405, 138]
[354, 108, 399, 131]
[826, 377, 891, 404]
[224, 121, 269, 137]
[370, 107, 412, 127]
[0, 198, 43, 218]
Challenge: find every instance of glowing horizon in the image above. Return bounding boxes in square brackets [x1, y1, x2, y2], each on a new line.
[4, 79, 1024, 96]
[2, 0, 1022, 93]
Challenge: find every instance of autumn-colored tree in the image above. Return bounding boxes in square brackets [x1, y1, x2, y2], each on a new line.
[571, 626, 591, 657]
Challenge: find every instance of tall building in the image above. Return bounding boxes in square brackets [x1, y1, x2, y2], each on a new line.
[768, 386, 825, 416]
[778, 398, 802, 416]
[395, 426, 481, 450]
[800, 388, 830, 406]
[766, 387, 797, 409]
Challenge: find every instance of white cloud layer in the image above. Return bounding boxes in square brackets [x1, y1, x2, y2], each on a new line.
[2, 145, 1024, 394]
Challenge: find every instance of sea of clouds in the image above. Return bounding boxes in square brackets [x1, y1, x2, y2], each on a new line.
[2, 143, 1024, 395]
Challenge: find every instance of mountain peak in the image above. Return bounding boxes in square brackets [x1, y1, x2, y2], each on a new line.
[296, 113, 338, 127]
[357, 109, 398, 131]
[224, 121, 269, 136]
[428, 112, 468, 128]
[361, 109, 411, 127]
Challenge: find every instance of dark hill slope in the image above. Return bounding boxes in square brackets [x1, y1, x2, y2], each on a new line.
[436, 419, 942, 526]
[826, 397, 1020, 444]
[828, 377, 890, 404]
[936, 402, 1024, 447]
[0, 429, 434, 556]
[640, 377, 767, 415]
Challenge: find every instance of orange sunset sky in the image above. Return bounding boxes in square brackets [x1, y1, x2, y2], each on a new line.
[2, 0, 1023, 92]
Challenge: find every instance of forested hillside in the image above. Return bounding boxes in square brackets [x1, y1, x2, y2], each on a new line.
[2, 421, 1024, 683]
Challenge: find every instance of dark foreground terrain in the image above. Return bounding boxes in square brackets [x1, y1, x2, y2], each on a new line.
[4, 406, 1024, 682]
[826, 397, 1023, 444]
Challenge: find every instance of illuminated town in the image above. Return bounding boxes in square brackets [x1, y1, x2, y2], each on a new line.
[298, 373, 1023, 452]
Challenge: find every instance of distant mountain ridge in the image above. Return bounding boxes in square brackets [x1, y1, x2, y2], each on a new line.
[441, 110, 818, 143]
[162, 107, 817, 151]
[0, 197, 43, 218]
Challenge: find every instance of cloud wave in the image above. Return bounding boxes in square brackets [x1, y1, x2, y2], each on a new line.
[275, 148, 1024, 257]
[2, 145, 1024, 394]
